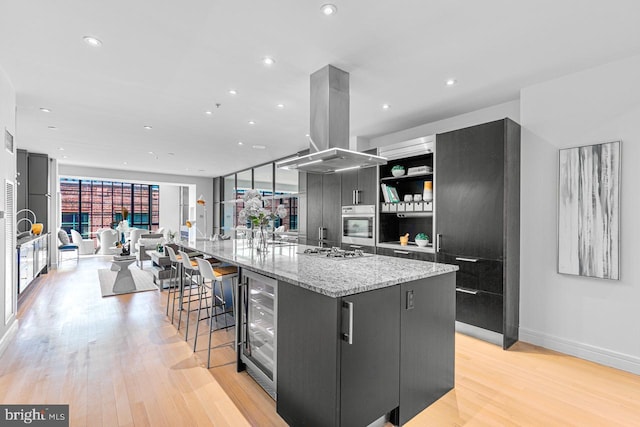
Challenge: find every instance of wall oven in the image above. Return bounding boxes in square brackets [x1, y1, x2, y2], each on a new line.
[341, 205, 375, 246]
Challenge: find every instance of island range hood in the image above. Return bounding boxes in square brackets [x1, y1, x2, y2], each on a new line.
[276, 65, 387, 173]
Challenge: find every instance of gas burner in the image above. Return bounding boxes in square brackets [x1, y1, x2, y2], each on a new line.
[303, 247, 333, 254]
[300, 246, 370, 259]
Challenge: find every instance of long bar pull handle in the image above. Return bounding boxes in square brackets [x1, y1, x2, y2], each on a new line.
[355, 190, 361, 205]
[455, 257, 479, 263]
[456, 288, 479, 295]
[349, 245, 363, 249]
[436, 234, 442, 252]
[394, 250, 410, 255]
[352, 190, 356, 205]
[342, 301, 354, 345]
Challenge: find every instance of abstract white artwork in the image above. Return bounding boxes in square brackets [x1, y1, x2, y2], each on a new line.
[558, 141, 620, 279]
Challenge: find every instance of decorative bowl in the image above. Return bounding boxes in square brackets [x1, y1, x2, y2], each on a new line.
[391, 166, 405, 177]
[415, 239, 429, 247]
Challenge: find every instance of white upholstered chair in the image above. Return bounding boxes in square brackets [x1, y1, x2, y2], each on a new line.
[70, 229, 95, 255]
[97, 229, 119, 255]
[128, 228, 149, 254]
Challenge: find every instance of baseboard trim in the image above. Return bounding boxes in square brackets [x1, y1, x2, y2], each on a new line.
[519, 327, 640, 375]
[0, 318, 18, 357]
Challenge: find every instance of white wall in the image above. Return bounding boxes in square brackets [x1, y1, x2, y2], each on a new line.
[365, 100, 520, 149]
[58, 164, 214, 237]
[0, 66, 17, 351]
[519, 54, 640, 374]
[159, 184, 180, 234]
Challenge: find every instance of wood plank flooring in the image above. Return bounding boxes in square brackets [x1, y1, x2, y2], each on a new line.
[1, 256, 639, 426]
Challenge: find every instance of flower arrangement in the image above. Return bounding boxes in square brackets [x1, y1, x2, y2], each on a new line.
[238, 189, 287, 250]
[238, 189, 287, 228]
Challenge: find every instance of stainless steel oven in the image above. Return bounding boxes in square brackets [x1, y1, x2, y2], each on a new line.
[341, 205, 375, 246]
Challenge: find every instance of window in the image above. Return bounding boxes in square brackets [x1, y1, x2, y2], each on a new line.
[60, 178, 160, 238]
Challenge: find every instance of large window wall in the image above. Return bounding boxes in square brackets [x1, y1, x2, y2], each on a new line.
[221, 162, 299, 234]
[60, 178, 160, 238]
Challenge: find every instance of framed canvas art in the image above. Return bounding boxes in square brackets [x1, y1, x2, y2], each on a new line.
[558, 140, 620, 280]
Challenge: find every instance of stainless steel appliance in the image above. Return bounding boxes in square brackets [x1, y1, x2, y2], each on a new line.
[239, 269, 278, 399]
[341, 205, 375, 246]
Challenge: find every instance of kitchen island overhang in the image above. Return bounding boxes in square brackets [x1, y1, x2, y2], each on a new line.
[182, 240, 458, 426]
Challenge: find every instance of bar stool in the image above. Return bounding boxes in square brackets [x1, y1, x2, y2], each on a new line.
[194, 257, 238, 368]
[177, 250, 203, 341]
[163, 246, 182, 322]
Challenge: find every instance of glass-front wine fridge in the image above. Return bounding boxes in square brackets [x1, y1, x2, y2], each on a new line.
[240, 269, 278, 399]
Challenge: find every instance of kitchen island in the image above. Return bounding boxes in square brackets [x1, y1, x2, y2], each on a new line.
[182, 239, 458, 426]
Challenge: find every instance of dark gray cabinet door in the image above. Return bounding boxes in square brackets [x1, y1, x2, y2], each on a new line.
[306, 173, 323, 244]
[399, 273, 455, 425]
[17, 149, 28, 214]
[340, 169, 358, 206]
[436, 120, 505, 259]
[322, 173, 341, 246]
[357, 166, 377, 205]
[340, 286, 400, 427]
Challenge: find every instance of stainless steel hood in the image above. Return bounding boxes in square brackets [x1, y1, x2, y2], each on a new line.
[276, 65, 387, 173]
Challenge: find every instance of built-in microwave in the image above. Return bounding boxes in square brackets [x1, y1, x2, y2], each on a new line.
[341, 205, 375, 246]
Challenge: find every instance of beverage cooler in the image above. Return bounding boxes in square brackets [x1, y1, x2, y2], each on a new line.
[239, 269, 278, 399]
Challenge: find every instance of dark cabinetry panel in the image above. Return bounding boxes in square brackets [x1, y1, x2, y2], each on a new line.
[435, 118, 520, 348]
[437, 253, 503, 295]
[277, 281, 340, 427]
[306, 173, 323, 244]
[436, 120, 504, 259]
[376, 246, 435, 262]
[340, 166, 377, 206]
[306, 173, 341, 246]
[456, 291, 503, 334]
[16, 149, 28, 214]
[399, 273, 455, 425]
[340, 286, 400, 427]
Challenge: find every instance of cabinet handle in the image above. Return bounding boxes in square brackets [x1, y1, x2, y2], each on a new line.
[349, 245, 363, 249]
[355, 190, 361, 205]
[352, 190, 356, 205]
[342, 301, 354, 345]
[436, 234, 442, 252]
[456, 287, 479, 295]
[394, 250, 409, 255]
[455, 257, 479, 263]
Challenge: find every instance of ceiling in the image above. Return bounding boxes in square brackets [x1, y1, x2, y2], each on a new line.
[1, 1, 639, 178]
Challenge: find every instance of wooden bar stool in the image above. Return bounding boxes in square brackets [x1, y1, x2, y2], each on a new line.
[194, 258, 238, 368]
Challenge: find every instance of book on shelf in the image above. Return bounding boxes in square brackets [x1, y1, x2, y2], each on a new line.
[386, 185, 400, 203]
[380, 183, 390, 203]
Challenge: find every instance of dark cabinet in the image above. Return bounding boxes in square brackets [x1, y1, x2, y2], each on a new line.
[341, 166, 377, 206]
[27, 152, 50, 234]
[340, 286, 400, 427]
[376, 246, 435, 262]
[16, 149, 28, 214]
[306, 172, 341, 246]
[435, 118, 520, 349]
[277, 272, 456, 426]
[277, 282, 399, 427]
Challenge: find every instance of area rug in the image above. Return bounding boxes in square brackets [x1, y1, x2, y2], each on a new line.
[98, 267, 159, 297]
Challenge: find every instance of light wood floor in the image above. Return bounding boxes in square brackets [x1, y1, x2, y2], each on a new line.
[1, 256, 639, 427]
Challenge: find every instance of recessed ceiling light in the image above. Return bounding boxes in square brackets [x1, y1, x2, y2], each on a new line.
[205, 110, 213, 115]
[82, 36, 102, 47]
[185, 168, 190, 171]
[252, 144, 267, 150]
[62, 155, 68, 159]
[248, 120, 256, 125]
[123, 161, 128, 165]
[148, 151, 155, 155]
[382, 104, 391, 110]
[58, 147, 64, 151]
[238, 141, 244, 146]
[48, 126, 57, 130]
[321, 4, 337, 15]
[445, 78, 457, 86]
[276, 103, 285, 109]
[143, 125, 152, 130]
[228, 89, 237, 95]
[262, 56, 275, 66]
[40, 108, 51, 113]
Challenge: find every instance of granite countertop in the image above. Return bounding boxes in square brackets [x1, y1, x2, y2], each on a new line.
[181, 240, 458, 298]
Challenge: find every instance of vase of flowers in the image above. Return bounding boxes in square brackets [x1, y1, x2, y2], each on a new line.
[238, 189, 287, 252]
[117, 207, 130, 243]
